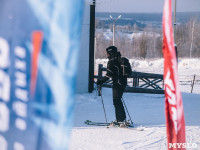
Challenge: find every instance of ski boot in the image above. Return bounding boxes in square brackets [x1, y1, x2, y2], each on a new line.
[118, 120, 134, 128]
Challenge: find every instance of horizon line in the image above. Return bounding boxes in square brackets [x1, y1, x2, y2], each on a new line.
[96, 11, 200, 14]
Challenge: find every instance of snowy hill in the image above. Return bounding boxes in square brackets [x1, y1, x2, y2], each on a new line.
[69, 88, 200, 150]
[69, 58, 200, 150]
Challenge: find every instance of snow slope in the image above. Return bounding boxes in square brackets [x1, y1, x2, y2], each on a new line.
[69, 58, 200, 150]
[69, 88, 200, 150]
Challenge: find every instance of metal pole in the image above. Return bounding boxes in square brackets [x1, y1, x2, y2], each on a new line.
[122, 98, 133, 125]
[113, 23, 115, 46]
[110, 15, 121, 46]
[98, 85, 109, 128]
[93, 0, 96, 68]
[88, 1, 95, 92]
[174, 0, 177, 43]
[191, 75, 196, 93]
[174, 0, 178, 62]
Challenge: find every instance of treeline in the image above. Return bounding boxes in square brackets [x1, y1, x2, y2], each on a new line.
[95, 17, 200, 59]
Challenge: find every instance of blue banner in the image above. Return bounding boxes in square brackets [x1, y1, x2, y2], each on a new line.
[0, 0, 83, 150]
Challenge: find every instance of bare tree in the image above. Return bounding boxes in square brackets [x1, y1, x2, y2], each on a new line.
[176, 23, 190, 57]
[188, 17, 197, 58]
[192, 22, 200, 57]
[95, 16, 200, 59]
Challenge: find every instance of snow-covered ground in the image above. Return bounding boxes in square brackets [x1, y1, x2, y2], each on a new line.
[69, 58, 200, 150]
[95, 58, 200, 74]
[70, 89, 200, 150]
[95, 58, 200, 94]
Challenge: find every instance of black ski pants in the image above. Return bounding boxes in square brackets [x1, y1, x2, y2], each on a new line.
[112, 83, 126, 122]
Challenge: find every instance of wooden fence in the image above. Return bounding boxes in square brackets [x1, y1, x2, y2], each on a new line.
[94, 64, 164, 94]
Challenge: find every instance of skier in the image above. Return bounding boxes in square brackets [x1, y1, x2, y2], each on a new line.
[97, 46, 128, 126]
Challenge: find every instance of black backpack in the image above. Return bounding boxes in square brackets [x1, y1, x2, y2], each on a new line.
[118, 57, 132, 77]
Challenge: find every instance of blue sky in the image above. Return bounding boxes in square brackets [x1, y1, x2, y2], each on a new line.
[95, 0, 200, 13]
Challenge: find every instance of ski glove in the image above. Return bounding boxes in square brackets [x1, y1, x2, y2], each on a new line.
[97, 79, 103, 85]
[97, 76, 109, 85]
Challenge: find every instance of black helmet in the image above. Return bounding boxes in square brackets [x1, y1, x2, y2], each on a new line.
[106, 46, 117, 55]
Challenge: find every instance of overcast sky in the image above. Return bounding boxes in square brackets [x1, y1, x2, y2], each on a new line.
[95, 0, 200, 13]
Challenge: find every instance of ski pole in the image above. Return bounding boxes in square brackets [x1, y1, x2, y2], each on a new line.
[98, 84, 109, 128]
[98, 84, 102, 96]
[122, 98, 133, 125]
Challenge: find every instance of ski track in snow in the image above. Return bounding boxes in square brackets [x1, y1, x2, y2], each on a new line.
[69, 89, 200, 150]
[69, 59, 200, 150]
[70, 125, 200, 150]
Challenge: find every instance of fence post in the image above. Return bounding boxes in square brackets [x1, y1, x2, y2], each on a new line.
[132, 72, 139, 87]
[191, 74, 196, 93]
[98, 64, 103, 79]
[133, 77, 139, 87]
[133, 78, 136, 87]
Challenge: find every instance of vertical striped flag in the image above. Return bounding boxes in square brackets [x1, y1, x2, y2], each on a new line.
[162, 0, 186, 149]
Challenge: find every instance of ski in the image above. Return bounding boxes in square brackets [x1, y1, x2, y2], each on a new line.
[85, 120, 133, 128]
[84, 120, 110, 126]
[84, 120, 146, 131]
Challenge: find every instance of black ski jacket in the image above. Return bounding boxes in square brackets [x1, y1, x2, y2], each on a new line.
[100, 52, 127, 86]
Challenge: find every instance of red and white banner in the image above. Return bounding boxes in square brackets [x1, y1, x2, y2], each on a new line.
[162, 0, 186, 149]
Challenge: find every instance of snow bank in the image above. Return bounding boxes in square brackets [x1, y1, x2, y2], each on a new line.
[95, 58, 200, 74]
[95, 58, 200, 94]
